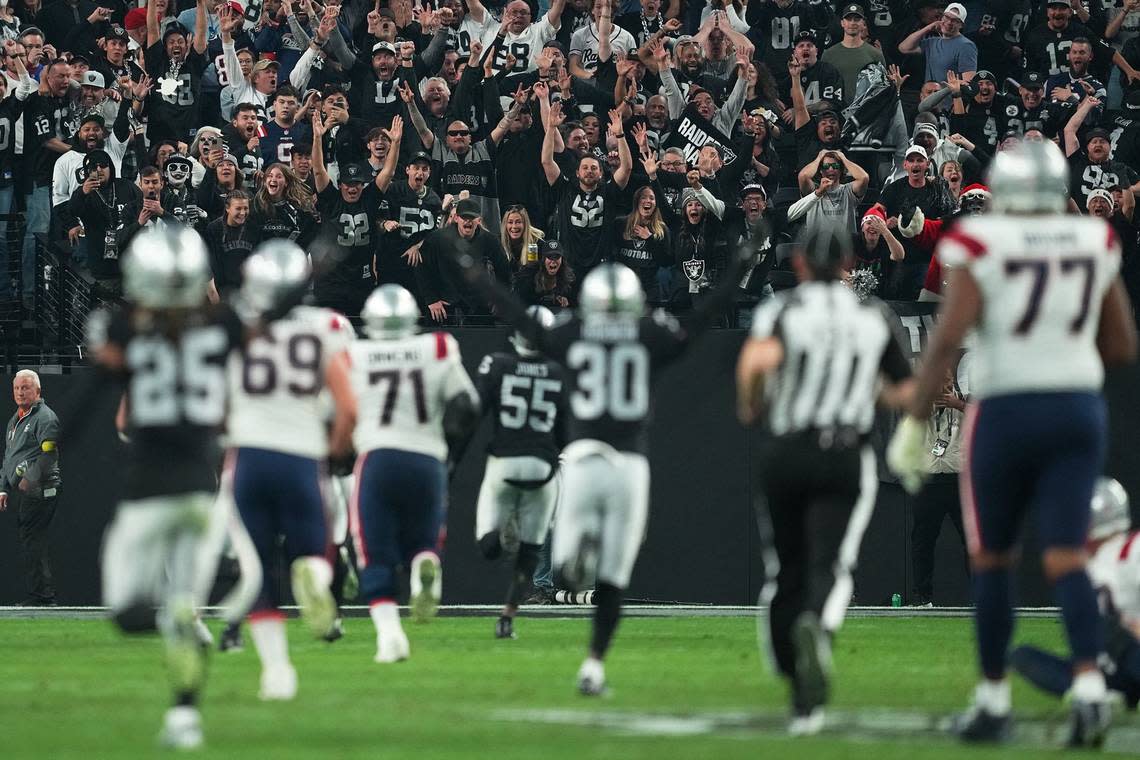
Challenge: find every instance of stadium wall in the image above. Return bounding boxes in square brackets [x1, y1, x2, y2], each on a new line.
[1, 327, 1137, 607]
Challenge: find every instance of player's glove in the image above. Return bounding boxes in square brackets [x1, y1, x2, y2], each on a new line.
[886, 415, 928, 494]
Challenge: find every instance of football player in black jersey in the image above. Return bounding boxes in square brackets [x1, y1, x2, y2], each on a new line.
[473, 305, 568, 640]
[455, 223, 755, 695]
[87, 227, 246, 750]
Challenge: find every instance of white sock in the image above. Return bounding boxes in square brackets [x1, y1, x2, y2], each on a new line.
[975, 679, 1011, 715]
[300, 556, 334, 589]
[249, 616, 291, 671]
[1071, 669, 1108, 702]
[370, 601, 401, 638]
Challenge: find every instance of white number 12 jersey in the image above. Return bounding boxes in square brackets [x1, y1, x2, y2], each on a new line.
[348, 331, 479, 462]
[937, 214, 1121, 400]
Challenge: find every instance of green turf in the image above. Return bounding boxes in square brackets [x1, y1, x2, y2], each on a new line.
[0, 615, 1131, 758]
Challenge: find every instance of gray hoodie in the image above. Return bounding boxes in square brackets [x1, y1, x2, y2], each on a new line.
[2, 399, 61, 497]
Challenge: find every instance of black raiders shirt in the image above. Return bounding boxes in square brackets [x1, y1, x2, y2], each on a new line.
[315, 184, 379, 297]
[474, 351, 568, 466]
[23, 92, 72, 186]
[86, 304, 244, 500]
[378, 179, 442, 282]
[1069, 157, 1139, 211]
[144, 43, 208, 141]
[551, 174, 622, 272]
[0, 91, 27, 187]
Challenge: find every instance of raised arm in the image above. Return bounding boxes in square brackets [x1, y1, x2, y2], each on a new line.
[609, 108, 632, 188]
[146, 0, 161, 48]
[399, 80, 435, 149]
[797, 149, 827, 194]
[1064, 96, 1100, 158]
[789, 58, 809, 130]
[898, 20, 936, 55]
[310, 110, 330, 192]
[545, 0, 566, 29]
[837, 149, 869, 198]
[376, 116, 403, 192]
[194, 0, 208, 55]
[597, 0, 613, 65]
[541, 100, 565, 186]
[466, 0, 488, 25]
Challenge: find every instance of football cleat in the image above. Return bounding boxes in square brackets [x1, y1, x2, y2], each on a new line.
[788, 708, 826, 737]
[495, 616, 516, 640]
[323, 617, 344, 643]
[374, 628, 411, 664]
[259, 663, 298, 701]
[218, 622, 243, 653]
[791, 612, 831, 716]
[409, 552, 442, 623]
[1065, 699, 1111, 748]
[577, 657, 607, 697]
[948, 704, 1012, 743]
[291, 557, 337, 640]
[158, 706, 203, 750]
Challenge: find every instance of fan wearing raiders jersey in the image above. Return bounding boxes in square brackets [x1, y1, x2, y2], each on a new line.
[737, 228, 914, 736]
[485, 0, 566, 74]
[348, 40, 413, 128]
[746, 0, 833, 82]
[312, 113, 382, 322]
[473, 306, 568, 641]
[86, 227, 247, 750]
[348, 285, 481, 664]
[220, 241, 356, 702]
[455, 222, 753, 696]
[1064, 104, 1140, 210]
[374, 118, 442, 297]
[542, 100, 632, 283]
[144, 2, 209, 143]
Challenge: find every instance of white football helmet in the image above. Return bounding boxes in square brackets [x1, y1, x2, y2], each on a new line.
[1089, 477, 1131, 542]
[510, 305, 554, 357]
[240, 240, 312, 314]
[579, 263, 644, 318]
[122, 226, 210, 309]
[361, 284, 420, 339]
[987, 140, 1069, 215]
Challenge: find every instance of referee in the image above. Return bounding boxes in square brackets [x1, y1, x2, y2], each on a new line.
[736, 229, 914, 735]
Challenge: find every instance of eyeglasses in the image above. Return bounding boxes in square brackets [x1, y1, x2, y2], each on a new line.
[447, 129, 470, 137]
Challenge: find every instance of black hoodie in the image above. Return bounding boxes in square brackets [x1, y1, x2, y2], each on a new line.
[69, 150, 142, 280]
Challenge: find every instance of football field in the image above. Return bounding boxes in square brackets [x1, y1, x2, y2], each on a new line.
[2, 611, 1136, 758]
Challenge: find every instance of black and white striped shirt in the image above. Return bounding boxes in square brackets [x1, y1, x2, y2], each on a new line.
[751, 282, 911, 437]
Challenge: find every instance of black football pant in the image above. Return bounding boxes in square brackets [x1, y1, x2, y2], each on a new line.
[757, 436, 875, 680]
[909, 473, 968, 604]
[13, 489, 58, 603]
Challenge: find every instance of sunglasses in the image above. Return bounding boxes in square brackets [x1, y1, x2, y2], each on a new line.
[447, 129, 471, 137]
[820, 162, 842, 170]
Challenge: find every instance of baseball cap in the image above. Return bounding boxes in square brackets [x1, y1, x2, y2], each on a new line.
[252, 59, 279, 74]
[80, 112, 106, 128]
[1087, 188, 1115, 208]
[226, 1, 244, 15]
[1125, 89, 1140, 111]
[338, 162, 368, 185]
[378, 7, 396, 19]
[914, 122, 940, 139]
[163, 22, 190, 39]
[83, 149, 113, 172]
[841, 3, 865, 18]
[1046, 0, 1070, 6]
[539, 239, 563, 258]
[123, 8, 147, 30]
[219, 153, 241, 167]
[409, 151, 432, 166]
[1085, 127, 1111, 143]
[71, 53, 91, 67]
[817, 108, 842, 123]
[1022, 71, 1045, 89]
[942, 3, 966, 22]
[455, 197, 482, 219]
[106, 25, 129, 42]
[905, 144, 928, 159]
[973, 70, 996, 83]
[372, 40, 397, 55]
[740, 183, 767, 200]
[542, 39, 567, 56]
[794, 30, 818, 47]
[79, 71, 106, 88]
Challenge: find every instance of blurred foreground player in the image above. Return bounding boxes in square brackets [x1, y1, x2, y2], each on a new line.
[735, 228, 915, 735]
[888, 140, 1139, 747]
[348, 285, 480, 663]
[87, 227, 245, 750]
[1012, 478, 1140, 711]
[222, 240, 357, 700]
[473, 305, 568, 640]
[456, 238, 753, 695]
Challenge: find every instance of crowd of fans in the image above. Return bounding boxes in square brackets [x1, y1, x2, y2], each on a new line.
[3, 0, 1140, 327]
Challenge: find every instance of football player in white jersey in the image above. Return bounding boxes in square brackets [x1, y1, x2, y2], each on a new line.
[347, 284, 480, 663]
[223, 240, 357, 701]
[1011, 478, 1140, 711]
[889, 140, 1139, 747]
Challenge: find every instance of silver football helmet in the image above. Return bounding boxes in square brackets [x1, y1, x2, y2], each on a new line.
[1089, 477, 1131, 542]
[122, 226, 210, 309]
[987, 140, 1069, 215]
[240, 240, 311, 314]
[579, 263, 645, 318]
[361, 284, 420, 339]
[510, 305, 555, 357]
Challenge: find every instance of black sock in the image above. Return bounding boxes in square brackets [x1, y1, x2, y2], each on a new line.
[590, 582, 623, 658]
[175, 690, 197, 708]
[330, 545, 349, 606]
[507, 543, 542, 608]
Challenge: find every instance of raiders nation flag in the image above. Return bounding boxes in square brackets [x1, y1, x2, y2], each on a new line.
[663, 105, 739, 168]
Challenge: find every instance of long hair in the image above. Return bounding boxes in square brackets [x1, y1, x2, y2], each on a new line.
[624, 186, 666, 241]
[754, 61, 779, 105]
[255, 163, 315, 217]
[499, 206, 544, 267]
